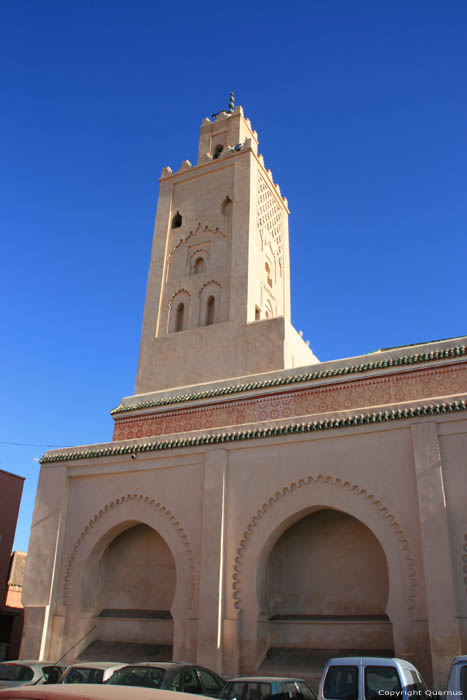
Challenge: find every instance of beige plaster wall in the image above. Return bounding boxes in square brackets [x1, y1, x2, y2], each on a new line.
[437, 420, 467, 652]
[96, 524, 175, 612]
[135, 317, 317, 394]
[266, 509, 389, 616]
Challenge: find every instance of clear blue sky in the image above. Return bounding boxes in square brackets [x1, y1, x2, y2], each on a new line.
[2, 1, 466, 552]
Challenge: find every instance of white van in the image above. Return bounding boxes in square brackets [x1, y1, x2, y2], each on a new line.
[318, 657, 428, 700]
[447, 656, 466, 699]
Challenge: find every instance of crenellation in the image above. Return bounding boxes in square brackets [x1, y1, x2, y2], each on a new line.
[161, 166, 172, 178]
[178, 160, 193, 172]
[198, 153, 213, 164]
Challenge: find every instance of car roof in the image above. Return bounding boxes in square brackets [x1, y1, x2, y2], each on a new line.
[326, 657, 418, 670]
[452, 656, 467, 664]
[0, 684, 203, 699]
[226, 677, 305, 683]
[121, 662, 182, 668]
[65, 662, 124, 670]
[0, 661, 62, 666]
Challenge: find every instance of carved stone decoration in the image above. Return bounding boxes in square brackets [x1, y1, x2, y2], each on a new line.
[257, 173, 283, 259]
[113, 361, 467, 441]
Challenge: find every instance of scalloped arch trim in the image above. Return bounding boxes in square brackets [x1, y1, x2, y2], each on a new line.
[198, 280, 222, 297]
[168, 223, 227, 259]
[232, 475, 417, 611]
[62, 493, 195, 608]
[168, 288, 191, 307]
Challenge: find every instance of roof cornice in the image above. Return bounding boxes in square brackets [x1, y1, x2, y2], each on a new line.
[42, 398, 467, 464]
[111, 344, 467, 416]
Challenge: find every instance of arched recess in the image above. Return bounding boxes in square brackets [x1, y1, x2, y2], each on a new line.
[230, 477, 417, 673]
[58, 495, 195, 663]
[168, 290, 190, 333]
[189, 250, 209, 275]
[199, 281, 221, 326]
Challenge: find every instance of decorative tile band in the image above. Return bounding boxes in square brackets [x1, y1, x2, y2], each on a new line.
[112, 363, 467, 441]
[111, 345, 467, 415]
[41, 399, 467, 463]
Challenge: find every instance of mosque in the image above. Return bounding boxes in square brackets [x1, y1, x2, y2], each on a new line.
[20, 102, 467, 687]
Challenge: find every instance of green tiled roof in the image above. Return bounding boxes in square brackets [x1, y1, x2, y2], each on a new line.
[111, 345, 467, 415]
[42, 399, 467, 463]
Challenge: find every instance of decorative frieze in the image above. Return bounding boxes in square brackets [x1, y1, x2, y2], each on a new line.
[113, 363, 467, 441]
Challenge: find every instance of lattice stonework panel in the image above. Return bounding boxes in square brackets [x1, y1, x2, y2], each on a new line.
[257, 174, 283, 259]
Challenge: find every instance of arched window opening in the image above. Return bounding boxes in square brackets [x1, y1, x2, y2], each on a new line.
[213, 144, 224, 160]
[194, 257, 204, 274]
[265, 262, 272, 287]
[255, 306, 261, 321]
[175, 303, 185, 332]
[171, 211, 182, 228]
[206, 296, 215, 326]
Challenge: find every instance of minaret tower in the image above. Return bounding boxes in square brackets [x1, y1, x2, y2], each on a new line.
[135, 98, 317, 394]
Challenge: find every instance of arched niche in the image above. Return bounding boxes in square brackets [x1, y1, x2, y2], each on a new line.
[59, 497, 195, 663]
[199, 282, 221, 327]
[262, 508, 389, 618]
[84, 523, 176, 614]
[231, 479, 417, 674]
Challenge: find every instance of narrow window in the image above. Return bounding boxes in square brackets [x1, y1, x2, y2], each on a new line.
[221, 195, 232, 211]
[206, 296, 215, 325]
[175, 303, 185, 332]
[255, 306, 261, 320]
[213, 144, 224, 159]
[171, 211, 182, 228]
[265, 262, 272, 287]
[194, 257, 204, 274]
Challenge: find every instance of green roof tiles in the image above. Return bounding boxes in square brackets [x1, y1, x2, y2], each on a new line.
[111, 344, 467, 415]
[42, 398, 467, 464]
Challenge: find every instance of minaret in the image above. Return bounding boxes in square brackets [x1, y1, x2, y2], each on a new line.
[135, 99, 317, 394]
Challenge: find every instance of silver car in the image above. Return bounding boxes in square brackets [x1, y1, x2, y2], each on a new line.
[0, 660, 66, 688]
[59, 662, 126, 684]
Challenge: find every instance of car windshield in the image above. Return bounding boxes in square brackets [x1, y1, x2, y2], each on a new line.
[0, 664, 34, 682]
[106, 666, 166, 688]
[62, 667, 105, 684]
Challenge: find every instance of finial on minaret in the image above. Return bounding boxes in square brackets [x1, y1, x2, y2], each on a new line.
[228, 92, 235, 113]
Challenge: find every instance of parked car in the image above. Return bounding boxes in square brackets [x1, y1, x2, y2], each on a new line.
[105, 662, 224, 696]
[447, 655, 467, 699]
[0, 661, 67, 688]
[219, 676, 317, 700]
[318, 657, 428, 700]
[59, 663, 126, 684]
[0, 684, 201, 699]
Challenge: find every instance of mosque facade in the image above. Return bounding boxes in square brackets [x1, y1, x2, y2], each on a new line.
[21, 105, 467, 687]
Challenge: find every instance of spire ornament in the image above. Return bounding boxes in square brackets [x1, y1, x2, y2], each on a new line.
[211, 92, 235, 119]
